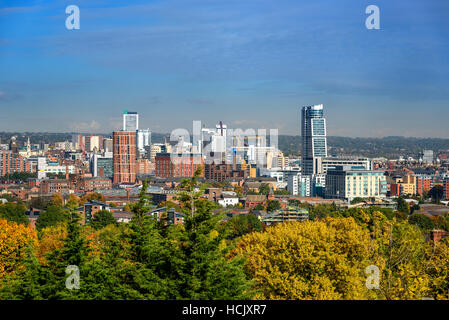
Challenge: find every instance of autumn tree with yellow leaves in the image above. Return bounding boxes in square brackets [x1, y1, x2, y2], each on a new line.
[233, 217, 376, 299]
[0, 218, 37, 279]
[233, 210, 436, 300]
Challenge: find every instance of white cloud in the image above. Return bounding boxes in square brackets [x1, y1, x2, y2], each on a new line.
[69, 120, 101, 132]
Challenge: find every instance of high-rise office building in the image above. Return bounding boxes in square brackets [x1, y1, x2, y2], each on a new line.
[301, 104, 327, 175]
[90, 153, 113, 178]
[137, 128, 151, 156]
[113, 131, 137, 184]
[123, 110, 139, 132]
[103, 138, 113, 153]
[422, 150, 434, 164]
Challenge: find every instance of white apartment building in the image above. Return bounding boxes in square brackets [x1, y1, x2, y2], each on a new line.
[325, 165, 387, 200]
[288, 174, 311, 197]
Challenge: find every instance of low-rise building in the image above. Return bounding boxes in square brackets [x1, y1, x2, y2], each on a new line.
[155, 153, 204, 178]
[325, 165, 387, 201]
[83, 200, 110, 224]
[218, 194, 239, 207]
[40, 179, 70, 194]
[77, 177, 112, 192]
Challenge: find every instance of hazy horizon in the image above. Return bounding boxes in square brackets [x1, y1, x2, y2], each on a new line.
[1, 130, 449, 141]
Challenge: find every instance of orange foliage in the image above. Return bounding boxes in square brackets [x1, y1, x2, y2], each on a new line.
[0, 218, 37, 278]
[36, 224, 67, 264]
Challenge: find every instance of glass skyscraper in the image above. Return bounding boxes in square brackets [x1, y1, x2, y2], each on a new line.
[123, 110, 139, 132]
[301, 104, 327, 175]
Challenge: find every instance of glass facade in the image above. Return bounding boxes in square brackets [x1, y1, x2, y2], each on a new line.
[301, 104, 328, 175]
[123, 111, 139, 132]
[97, 158, 113, 178]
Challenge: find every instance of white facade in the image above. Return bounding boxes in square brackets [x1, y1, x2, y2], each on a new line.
[218, 197, 239, 207]
[325, 166, 387, 200]
[260, 167, 301, 189]
[87, 136, 101, 152]
[37, 157, 75, 179]
[288, 174, 311, 197]
[423, 150, 434, 164]
[137, 129, 151, 154]
[123, 111, 139, 132]
[150, 144, 163, 161]
[322, 157, 372, 174]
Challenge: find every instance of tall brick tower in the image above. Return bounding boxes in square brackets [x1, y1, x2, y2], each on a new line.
[113, 131, 137, 184]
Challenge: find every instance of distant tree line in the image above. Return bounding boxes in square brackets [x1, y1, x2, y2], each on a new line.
[2, 133, 449, 159]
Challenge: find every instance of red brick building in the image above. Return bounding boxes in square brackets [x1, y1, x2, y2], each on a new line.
[155, 153, 204, 178]
[113, 131, 137, 184]
[82, 200, 110, 224]
[430, 229, 448, 243]
[243, 195, 266, 209]
[0, 151, 32, 176]
[416, 177, 432, 196]
[77, 177, 112, 192]
[136, 158, 154, 175]
[204, 162, 248, 182]
[40, 179, 70, 194]
[389, 183, 401, 197]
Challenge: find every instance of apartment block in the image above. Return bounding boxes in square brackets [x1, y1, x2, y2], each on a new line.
[155, 153, 204, 178]
[113, 131, 137, 184]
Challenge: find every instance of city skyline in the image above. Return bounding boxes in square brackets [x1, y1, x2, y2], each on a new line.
[1, 0, 449, 137]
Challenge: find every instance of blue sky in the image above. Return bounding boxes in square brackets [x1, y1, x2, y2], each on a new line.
[0, 0, 448, 137]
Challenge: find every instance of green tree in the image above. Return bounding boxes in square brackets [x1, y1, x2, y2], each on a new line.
[118, 179, 179, 299]
[0, 210, 91, 300]
[223, 214, 263, 239]
[66, 194, 80, 209]
[175, 169, 253, 299]
[50, 193, 64, 207]
[258, 184, 270, 195]
[274, 189, 290, 195]
[0, 245, 44, 300]
[35, 206, 69, 232]
[80, 192, 105, 203]
[30, 196, 51, 210]
[410, 203, 420, 215]
[0, 172, 37, 181]
[41, 210, 90, 299]
[176, 200, 252, 299]
[408, 213, 435, 231]
[90, 210, 117, 230]
[350, 197, 365, 205]
[0, 203, 29, 225]
[429, 185, 444, 204]
[396, 197, 410, 214]
[266, 200, 281, 212]
[288, 199, 301, 207]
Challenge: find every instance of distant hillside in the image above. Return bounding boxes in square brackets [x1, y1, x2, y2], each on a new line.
[278, 136, 449, 158]
[149, 134, 449, 159]
[1, 132, 448, 159]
